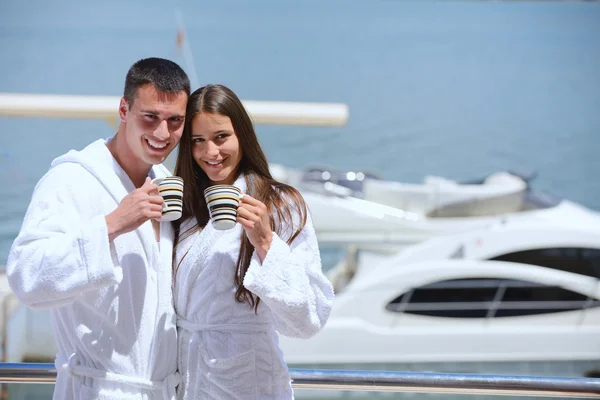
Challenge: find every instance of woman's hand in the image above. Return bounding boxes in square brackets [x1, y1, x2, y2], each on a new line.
[237, 194, 273, 262]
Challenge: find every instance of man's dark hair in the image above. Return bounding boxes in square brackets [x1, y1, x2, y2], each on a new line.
[123, 57, 191, 107]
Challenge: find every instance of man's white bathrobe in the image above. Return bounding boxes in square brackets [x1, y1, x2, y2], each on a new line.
[6, 139, 179, 400]
[174, 176, 334, 400]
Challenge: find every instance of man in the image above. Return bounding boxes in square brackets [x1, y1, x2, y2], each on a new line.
[6, 57, 190, 399]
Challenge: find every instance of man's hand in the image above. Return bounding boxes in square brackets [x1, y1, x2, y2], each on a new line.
[105, 177, 164, 242]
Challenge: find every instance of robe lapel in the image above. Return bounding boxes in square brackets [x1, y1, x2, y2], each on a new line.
[78, 140, 166, 266]
[175, 222, 226, 316]
[159, 221, 174, 273]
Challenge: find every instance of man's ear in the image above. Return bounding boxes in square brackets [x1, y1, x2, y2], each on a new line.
[119, 97, 129, 123]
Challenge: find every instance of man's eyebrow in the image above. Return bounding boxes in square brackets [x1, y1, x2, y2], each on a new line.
[139, 110, 185, 119]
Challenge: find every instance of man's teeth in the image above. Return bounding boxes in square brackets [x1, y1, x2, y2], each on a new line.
[147, 139, 167, 149]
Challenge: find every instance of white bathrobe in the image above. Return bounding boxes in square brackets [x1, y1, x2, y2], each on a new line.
[174, 176, 334, 400]
[6, 139, 179, 400]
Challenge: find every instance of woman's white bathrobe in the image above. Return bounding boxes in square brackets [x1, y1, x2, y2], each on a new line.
[6, 139, 179, 400]
[174, 176, 334, 400]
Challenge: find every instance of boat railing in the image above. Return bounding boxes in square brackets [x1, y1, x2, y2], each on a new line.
[0, 363, 599, 398]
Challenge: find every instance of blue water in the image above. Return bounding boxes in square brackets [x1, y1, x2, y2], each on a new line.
[1, 1, 599, 398]
[2, 0, 600, 263]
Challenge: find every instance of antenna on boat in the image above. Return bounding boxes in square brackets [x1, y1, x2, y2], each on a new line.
[174, 7, 200, 89]
[167, 7, 200, 172]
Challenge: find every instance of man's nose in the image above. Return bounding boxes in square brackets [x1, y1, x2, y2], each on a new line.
[153, 120, 170, 140]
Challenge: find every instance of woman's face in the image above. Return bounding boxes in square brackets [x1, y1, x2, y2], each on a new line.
[190, 112, 242, 185]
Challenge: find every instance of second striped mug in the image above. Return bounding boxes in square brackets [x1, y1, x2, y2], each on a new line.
[204, 184, 242, 230]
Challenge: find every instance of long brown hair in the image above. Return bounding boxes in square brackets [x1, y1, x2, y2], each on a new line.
[173, 84, 307, 311]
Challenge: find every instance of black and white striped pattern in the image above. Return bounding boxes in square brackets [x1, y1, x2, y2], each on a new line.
[155, 176, 184, 222]
[204, 185, 242, 230]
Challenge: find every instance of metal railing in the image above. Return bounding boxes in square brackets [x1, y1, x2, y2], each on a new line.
[1, 363, 600, 398]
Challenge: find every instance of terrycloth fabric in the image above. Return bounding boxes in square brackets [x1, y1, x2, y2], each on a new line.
[174, 175, 334, 400]
[6, 138, 178, 400]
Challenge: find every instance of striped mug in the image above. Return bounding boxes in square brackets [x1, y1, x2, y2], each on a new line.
[204, 184, 242, 230]
[151, 176, 184, 222]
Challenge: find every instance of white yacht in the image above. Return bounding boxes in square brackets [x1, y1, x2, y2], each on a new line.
[271, 163, 529, 216]
[277, 164, 599, 253]
[280, 219, 600, 377]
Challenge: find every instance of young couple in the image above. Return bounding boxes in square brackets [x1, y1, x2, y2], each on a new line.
[6, 57, 334, 400]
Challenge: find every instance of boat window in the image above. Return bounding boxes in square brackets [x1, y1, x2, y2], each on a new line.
[489, 247, 600, 278]
[386, 278, 600, 318]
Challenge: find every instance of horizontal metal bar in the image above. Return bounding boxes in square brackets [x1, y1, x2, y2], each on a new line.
[0, 363, 56, 384]
[292, 369, 600, 398]
[1, 363, 600, 397]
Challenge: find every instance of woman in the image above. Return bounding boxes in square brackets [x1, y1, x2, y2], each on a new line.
[172, 84, 334, 399]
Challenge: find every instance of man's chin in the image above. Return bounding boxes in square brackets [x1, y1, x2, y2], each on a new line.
[146, 151, 172, 165]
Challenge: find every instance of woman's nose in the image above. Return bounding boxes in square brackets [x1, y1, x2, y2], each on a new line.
[206, 141, 219, 157]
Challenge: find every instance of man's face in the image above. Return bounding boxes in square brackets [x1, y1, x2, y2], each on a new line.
[120, 83, 187, 166]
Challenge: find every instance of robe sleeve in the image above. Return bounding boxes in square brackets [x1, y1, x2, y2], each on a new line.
[6, 164, 122, 309]
[243, 212, 334, 339]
